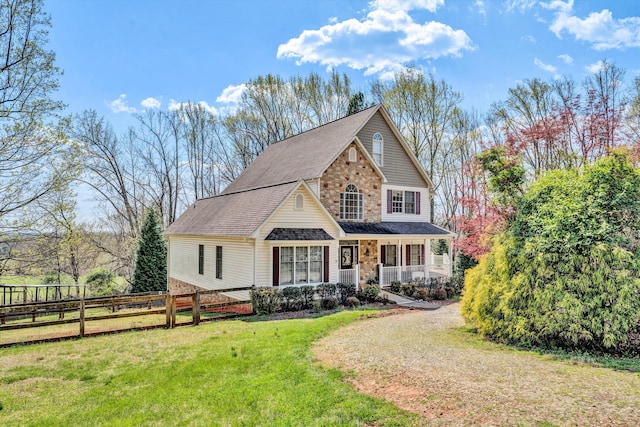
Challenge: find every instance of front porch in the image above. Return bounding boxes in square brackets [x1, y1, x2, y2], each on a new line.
[337, 237, 452, 287]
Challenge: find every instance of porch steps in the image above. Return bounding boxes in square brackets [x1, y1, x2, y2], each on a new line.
[380, 289, 443, 311]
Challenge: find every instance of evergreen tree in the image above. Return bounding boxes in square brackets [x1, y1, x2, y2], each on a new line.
[131, 209, 167, 293]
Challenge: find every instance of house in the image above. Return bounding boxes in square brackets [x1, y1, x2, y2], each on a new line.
[165, 105, 454, 298]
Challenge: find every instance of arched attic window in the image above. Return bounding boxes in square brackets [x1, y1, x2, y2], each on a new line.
[348, 147, 357, 162]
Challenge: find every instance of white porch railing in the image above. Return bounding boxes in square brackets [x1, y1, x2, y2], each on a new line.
[431, 254, 451, 269]
[338, 265, 359, 288]
[380, 266, 399, 285]
[378, 262, 450, 285]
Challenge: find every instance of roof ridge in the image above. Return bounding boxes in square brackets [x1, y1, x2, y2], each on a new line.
[269, 104, 381, 146]
[212, 180, 299, 199]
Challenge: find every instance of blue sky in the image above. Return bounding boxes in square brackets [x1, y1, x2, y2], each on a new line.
[44, 0, 640, 132]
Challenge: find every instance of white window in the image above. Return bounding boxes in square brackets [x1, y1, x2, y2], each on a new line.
[340, 184, 364, 220]
[295, 193, 304, 210]
[280, 247, 294, 284]
[404, 191, 415, 214]
[348, 147, 357, 162]
[372, 133, 383, 166]
[279, 246, 323, 285]
[309, 246, 323, 282]
[392, 190, 403, 213]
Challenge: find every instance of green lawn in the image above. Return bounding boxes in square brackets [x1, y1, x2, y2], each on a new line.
[0, 309, 418, 427]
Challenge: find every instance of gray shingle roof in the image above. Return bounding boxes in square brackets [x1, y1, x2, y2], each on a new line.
[222, 105, 381, 194]
[165, 182, 299, 237]
[338, 222, 453, 236]
[265, 228, 334, 241]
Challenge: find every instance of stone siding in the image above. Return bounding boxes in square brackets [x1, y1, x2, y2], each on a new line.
[320, 143, 382, 223]
[359, 240, 379, 284]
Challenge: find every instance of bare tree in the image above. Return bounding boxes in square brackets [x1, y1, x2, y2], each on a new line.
[132, 109, 182, 225]
[0, 0, 66, 224]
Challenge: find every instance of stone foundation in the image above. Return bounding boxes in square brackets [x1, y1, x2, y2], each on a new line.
[168, 277, 239, 305]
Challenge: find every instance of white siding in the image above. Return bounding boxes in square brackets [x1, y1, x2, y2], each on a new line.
[254, 187, 341, 286]
[381, 184, 431, 222]
[169, 236, 254, 290]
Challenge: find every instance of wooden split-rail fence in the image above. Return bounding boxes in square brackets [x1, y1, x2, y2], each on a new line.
[0, 287, 253, 347]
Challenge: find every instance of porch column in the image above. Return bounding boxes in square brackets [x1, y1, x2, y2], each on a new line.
[397, 239, 402, 282]
[425, 238, 431, 279]
[447, 238, 453, 277]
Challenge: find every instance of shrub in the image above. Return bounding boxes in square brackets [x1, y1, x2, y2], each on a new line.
[281, 286, 302, 311]
[316, 283, 337, 299]
[400, 282, 416, 298]
[433, 288, 447, 300]
[344, 296, 360, 308]
[414, 288, 429, 301]
[250, 287, 283, 315]
[300, 285, 315, 309]
[462, 153, 640, 356]
[321, 296, 338, 310]
[85, 268, 116, 296]
[336, 282, 356, 304]
[389, 280, 401, 293]
[360, 284, 380, 303]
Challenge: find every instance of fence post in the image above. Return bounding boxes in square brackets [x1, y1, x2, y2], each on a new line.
[79, 299, 85, 338]
[171, 295, 177, 328]
[193, 291, 200, 325]
[165, 294, 171, 328]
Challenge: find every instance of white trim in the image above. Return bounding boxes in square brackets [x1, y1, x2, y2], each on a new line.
[251, 180, 345, 239]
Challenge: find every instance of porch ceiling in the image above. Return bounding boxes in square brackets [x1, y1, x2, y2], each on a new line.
[337, 221, 452, 236]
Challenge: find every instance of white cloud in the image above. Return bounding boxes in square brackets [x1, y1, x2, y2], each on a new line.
[545, 0, 640, 50]
[108, 94, 137, 114]
[216, 84, 247, 104]
[276, 0, 472, 77]
[473, 0, 487, 17]
[168, 99, 218, 115]
[503, 0, 537, 14]
[558, 53, 573, 64]
[522, 34, 536, 43]
[534, 58, 560, 78]
[585, 60, 605, 73]
[141, 97, 161, 109]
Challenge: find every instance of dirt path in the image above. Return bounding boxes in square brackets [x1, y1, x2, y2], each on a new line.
[313, 303, 640, 426]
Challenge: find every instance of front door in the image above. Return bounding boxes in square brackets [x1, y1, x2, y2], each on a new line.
[340, 246, 354, 269]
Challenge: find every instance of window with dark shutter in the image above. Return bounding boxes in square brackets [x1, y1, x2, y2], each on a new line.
[386, 189, 392, 214]
[272, 247, 279, 286]
[215, 246, 222, 279]
[323, 246, 329, 282]
[198, 245, 204, 275]
[416, 191, 421, 215]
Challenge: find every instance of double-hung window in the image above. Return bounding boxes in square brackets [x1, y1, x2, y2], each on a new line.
[404, 191, 415, 214]
[279, 246, 324, 285]
[392, 190, 403, 213]
[387, 189, 421, 215]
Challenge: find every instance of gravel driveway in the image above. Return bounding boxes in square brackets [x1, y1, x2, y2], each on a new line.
[313, 303, 640, 426]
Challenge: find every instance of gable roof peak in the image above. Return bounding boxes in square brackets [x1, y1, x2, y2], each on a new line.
[221, 104, 382, 194]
